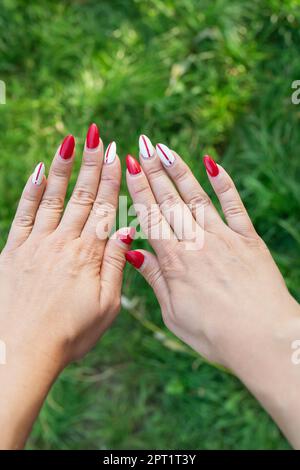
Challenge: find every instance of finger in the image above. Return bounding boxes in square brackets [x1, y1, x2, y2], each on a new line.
[99, 227, 135, 312]
[139, 135, 203, 242]
[154, 141, 223, 232]
[203, 155, 257, 238]
[125, 249, 167, 308]
[57, 124, 103, 238]
[32, 134, 75, 235]
[126, 154, 177, 257]
[5, 163, 46, 251]
[81, 142, 120, 255]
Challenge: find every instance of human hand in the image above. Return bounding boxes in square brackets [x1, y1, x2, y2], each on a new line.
[0, 124, 132, 448]
[126, 136, 300, 447]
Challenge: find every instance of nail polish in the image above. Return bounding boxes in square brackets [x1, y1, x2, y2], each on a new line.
[125, 250, 144, 268]
[126, 154, 141, 175]
[203, 155, 219, 177]
[119, 227, 135, 245]
[156, 143, 175, 167]
[104, 141, 116, 164]
[32, 162, 45, 186]
[60, 135, 75, 160]
[86, 123, 100, 149]
[139, 134, 154, 159]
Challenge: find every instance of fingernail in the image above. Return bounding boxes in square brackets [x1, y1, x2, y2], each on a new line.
[126, 154, 141, 175]
[60, 135, 75, 160]
[119, 227, 135, 245]
[203, 155, 219, 177]
[156, 143, 175, 167]
[32, 162, 45, 186]
[139, 134, 154, 159]
[86, 123, 100, 149]
[104, 141, 116, 164]
[125, 250, 144, 268]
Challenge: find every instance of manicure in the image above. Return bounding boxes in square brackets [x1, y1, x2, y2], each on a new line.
[125, 250, 145, 268]
[86, 123, 100, 150]
[203, 155, 219, 177]
[156, 143, 175, 167]
[60, 135, 75, 160]
[104, 141, 116, 164]
[32, 162, 45, 186]
[119, 227, 135, 245]
[126, 154, 141, 175]
[139, 134, 154, 159]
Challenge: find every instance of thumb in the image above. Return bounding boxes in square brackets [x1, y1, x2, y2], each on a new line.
[125, 249, 167, 306]
[100, 227, 135, 311]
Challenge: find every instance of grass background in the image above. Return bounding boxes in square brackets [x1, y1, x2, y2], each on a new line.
[0, 0, 300, 449]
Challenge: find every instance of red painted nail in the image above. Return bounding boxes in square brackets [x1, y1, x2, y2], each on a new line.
[126, 154, 141, 175]
[203, 155, 219, 177]
[60, 135, 75, 160]
[119, 227, 135, 245]
[125, 250, 144, 269]
[86, 123, 100, 149]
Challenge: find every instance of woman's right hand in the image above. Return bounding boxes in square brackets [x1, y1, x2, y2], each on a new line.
[125, 136, 300, 448]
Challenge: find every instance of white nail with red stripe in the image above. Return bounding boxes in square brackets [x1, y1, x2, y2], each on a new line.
[32, 162, 45, 186]
[139, 134, 154, 159]
[104, 141, 116, 164]
[156, 143, 175, 167]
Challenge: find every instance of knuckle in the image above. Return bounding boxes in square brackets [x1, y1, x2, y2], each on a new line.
[40, 195, 64, 212]
[133, 181, 151, 198]
[92, 199, 116, 218]
[146, 165, 164, 180]
[223, 203, 245, 218]
[218, 179, 233, 196]
[138, 205, 162, 234]
[172, 164, 189, 183]
[52, 165, 69, 179]
[104, 252, 124, 274]
[147, 266, 163, 289]
[159, 192, 181, 213]
[188, 193, 211, 210]
[71, 187, 95, 206]
[14, 212, 34, 228]
[100, 172, 120, 191]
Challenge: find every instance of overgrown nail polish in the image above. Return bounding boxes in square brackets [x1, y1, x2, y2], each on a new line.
[125, 250, 144, 268]
[60, 135, 75, 160]
[126, 154, 141, 175]
[86, 123, 100, 149]
[32, 162, 45, 186]
[119, 227, 135, 245]
[104, 141, 116, 164]
[139, 134, 154, 159]
[203, 155, 219, 177]
[156, 143, 175, 167]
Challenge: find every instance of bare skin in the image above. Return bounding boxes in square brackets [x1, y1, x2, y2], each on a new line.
[0, 127, 132, 449]
[126, 137, 300, 448]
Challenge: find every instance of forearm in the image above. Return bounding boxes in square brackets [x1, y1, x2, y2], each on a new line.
[228, 295, 300, 448]
[0, 335, 61, 449]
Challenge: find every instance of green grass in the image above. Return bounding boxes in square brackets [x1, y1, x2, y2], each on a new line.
[0, 0, 299, 449]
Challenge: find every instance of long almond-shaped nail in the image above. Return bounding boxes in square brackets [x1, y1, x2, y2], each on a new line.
[156, 143, 175, 167]
[139, 134, 154, 159]
[86, 123, 100, 149]
[126, 154, 141, 175]
[125, 250, 144, 268]
[203, 155, 219, 177]
[119, 227, 135, 245]
[32, 162, 45, 186]
[60, 135, 75, 160]
[104, 141, 116, 164]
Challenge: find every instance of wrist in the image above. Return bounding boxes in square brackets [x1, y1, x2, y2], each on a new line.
[227, 295, 300, 448]
[0, 330, 62, 449]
